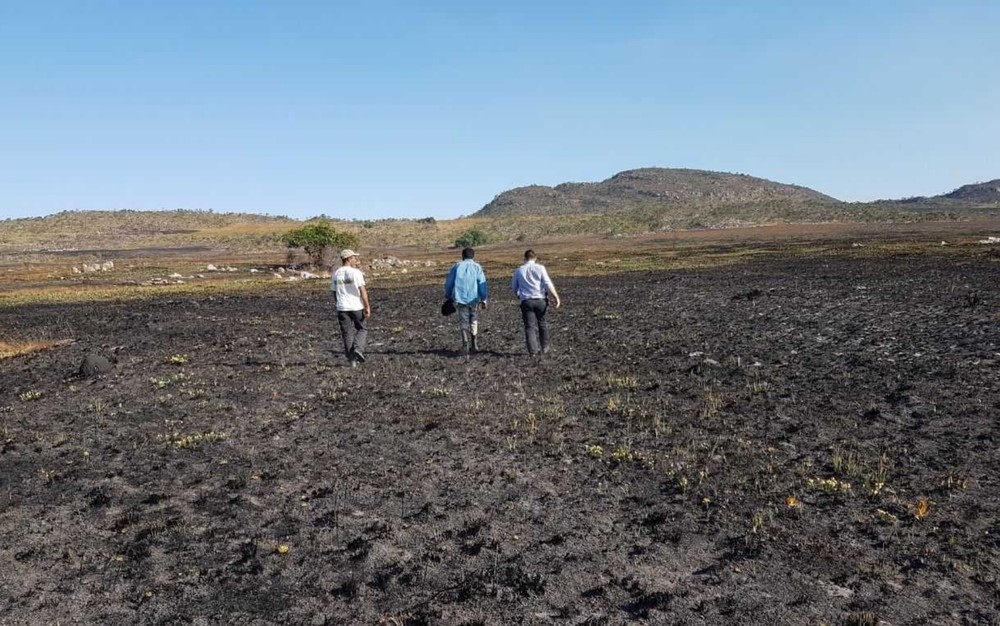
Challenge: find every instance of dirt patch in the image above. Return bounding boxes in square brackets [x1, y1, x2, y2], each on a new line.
[1, 253, 999, 624]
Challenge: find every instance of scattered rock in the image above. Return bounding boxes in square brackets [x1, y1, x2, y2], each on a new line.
[79, 354, 112, 377]
[368, 257, 436, 270]
[78, 261, 115, 273]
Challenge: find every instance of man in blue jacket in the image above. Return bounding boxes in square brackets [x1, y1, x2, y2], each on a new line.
[444, 247, 489, 355]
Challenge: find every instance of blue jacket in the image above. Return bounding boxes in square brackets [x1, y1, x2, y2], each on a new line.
[444, 259, 488, 305]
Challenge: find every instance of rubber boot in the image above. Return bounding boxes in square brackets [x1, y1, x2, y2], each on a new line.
[471, 333, 480, 354]
[461, 330, 471, 355]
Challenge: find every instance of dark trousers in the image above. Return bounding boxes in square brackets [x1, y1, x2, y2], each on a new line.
[337, 310, 368, 359]
[520, 298, 549, 355]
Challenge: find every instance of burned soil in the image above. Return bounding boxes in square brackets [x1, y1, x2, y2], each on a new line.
[1, 253, 999, 625]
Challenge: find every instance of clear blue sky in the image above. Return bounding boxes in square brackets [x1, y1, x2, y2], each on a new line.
[2, 1, 997, 220]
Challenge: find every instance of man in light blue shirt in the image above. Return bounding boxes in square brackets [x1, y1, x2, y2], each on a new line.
[511, 249, 562, 356]
[444, 247, 489, 354]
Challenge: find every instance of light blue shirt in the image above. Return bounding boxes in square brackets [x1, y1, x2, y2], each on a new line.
[511, 260, 554, 301]
[444, 259, 488, 305]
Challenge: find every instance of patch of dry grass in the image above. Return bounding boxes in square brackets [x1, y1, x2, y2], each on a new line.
[0, 339, 72, 360]
[0, 276, 308, 308]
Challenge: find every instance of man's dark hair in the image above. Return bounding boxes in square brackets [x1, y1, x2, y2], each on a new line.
[524, 249, 536, 261]
[462, 247, 475, 260]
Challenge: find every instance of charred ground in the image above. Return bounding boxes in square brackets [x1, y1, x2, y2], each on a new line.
[1, 252, 999, 625]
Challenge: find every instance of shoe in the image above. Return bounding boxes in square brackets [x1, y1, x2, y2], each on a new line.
[352, 349, 366, 363]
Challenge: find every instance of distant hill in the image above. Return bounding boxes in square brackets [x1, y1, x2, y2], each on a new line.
[0, 209, 300, 255]
[3, 173, 999, 256]
[939, 179, 1000, 204]
[474, 168, 839, 217]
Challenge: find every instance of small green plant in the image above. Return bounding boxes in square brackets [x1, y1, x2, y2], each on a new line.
[591, 306, 621, 320]
[831, 445, 861, 477]
[698, 388, 722, 418]
[845, 611, 878, 626]
[940, 473, 971, 492]
[865, 453, 889, 496]
[807, 476, 853, 494]
[158, 430, 227, 450]
[149, 373, 188, 388]
[19, 390, 42, 402]
[167, 354, 189, 364]
[426, 387, 451, 398]
[747, 370, 771, 395]
[611, 444, 635, 462]
[749, 509, 770, 535]
[524, 412, 539, 444]
[674, 474, 690, 494]
[605, 373, 639, 390]
[586, 444, 604, 458]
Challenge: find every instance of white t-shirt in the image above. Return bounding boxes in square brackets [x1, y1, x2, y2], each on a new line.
[332, 266, 366, 311]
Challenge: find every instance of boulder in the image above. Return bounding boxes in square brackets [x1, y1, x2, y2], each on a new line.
[79, 354, 113, 377]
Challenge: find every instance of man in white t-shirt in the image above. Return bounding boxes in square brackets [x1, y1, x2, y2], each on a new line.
[331, 249, 371, 367]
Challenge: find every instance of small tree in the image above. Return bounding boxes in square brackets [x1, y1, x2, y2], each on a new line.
[454, 228, 489, 248]
[281, 223, 359, 266]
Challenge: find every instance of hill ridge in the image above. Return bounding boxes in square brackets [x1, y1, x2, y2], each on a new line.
[474, 167, 839, 217]
[940, 179, 1000, 203]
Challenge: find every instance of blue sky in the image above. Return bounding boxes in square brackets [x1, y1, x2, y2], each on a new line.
[1, 1, 997, 220]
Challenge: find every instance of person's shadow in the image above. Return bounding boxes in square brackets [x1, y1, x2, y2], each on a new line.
[379, 348, 519, 358]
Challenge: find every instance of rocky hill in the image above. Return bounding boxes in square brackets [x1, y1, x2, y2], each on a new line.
[474, 168, 840, 217]
[940, 179, 1000, 204]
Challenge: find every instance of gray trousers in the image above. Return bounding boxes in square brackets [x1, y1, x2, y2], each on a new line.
[337, 310, 368, 359]
[520, 298, 549, 355]
[457, 303, 480, 335]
